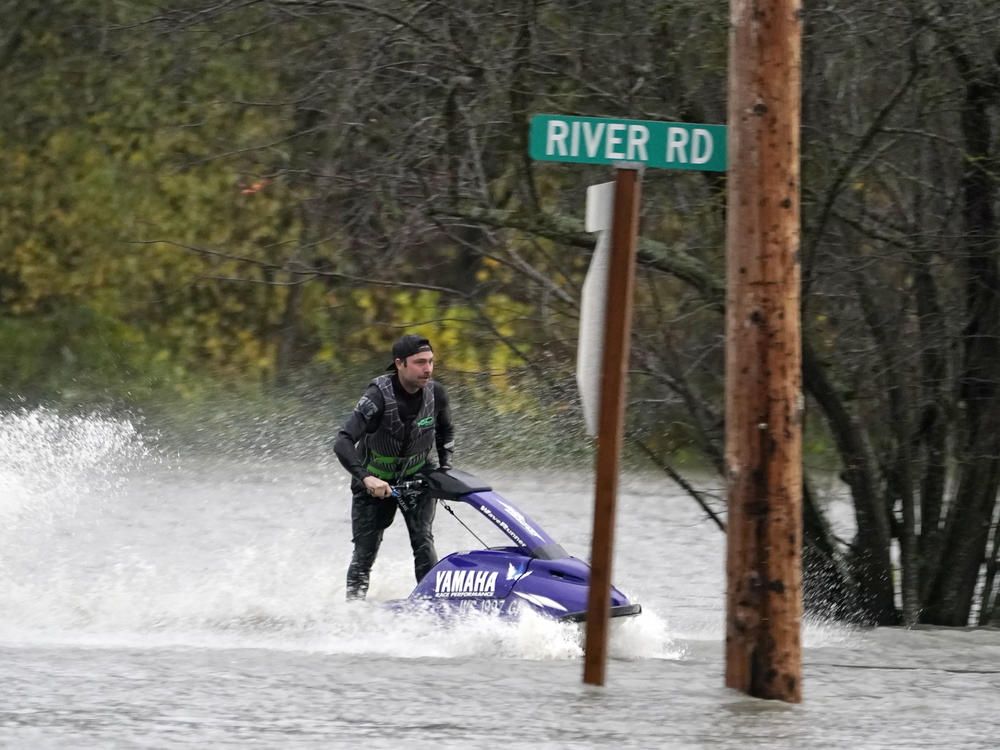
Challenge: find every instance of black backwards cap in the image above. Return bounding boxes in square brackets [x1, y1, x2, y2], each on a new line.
[386, 334, 433, 371]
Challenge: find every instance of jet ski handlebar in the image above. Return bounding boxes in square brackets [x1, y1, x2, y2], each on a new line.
[390, 478, 428, 513]
[390, 479, 426, 497]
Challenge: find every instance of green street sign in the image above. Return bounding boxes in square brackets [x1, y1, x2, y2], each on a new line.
[529, 114, 727, 172]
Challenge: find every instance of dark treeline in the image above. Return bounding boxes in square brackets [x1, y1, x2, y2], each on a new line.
[1, 1, 997, 626]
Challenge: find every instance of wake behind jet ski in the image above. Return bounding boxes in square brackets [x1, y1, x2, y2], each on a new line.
[386, 468, 640, 622]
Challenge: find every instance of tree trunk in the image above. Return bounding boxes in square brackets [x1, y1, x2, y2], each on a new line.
[802, 478, 859, 620]
[923, 63, 1000, 625]
[802, 339, 898, 624]
[274, 277, 304, 389]
[912, 248, 949, 609]
[980, 525, 1000, 625]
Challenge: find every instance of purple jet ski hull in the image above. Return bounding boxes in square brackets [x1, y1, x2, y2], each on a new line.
[389, 469, 640, 622]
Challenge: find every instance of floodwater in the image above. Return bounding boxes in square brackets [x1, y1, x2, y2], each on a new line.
[1, 409, 998, 748]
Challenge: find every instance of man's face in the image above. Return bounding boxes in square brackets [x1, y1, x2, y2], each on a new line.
[396, 351, 434, 393]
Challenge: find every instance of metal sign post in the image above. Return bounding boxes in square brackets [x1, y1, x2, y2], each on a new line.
[582, 166, 641, 686]
[529, 114, 728, 688]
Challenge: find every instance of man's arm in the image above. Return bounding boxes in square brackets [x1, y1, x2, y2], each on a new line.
[434, 382, 455, 469]
[333, 385, 384, 483]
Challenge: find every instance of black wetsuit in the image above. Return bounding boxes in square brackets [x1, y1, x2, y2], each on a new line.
[334, 374, 454, 600]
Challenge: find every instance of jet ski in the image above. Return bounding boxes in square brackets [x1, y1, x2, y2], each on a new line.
[387, 468, 641, 622]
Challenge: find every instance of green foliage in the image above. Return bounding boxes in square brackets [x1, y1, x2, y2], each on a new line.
[0, 0, 731, 466]
[0, 1, 298, 402]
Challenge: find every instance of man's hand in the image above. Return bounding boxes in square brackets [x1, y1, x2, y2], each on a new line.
[362, 475, 392, 499]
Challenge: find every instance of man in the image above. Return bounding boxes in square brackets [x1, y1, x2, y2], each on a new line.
[334, 333, 455, 600]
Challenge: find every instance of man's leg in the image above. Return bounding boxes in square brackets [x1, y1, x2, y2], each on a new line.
[346, 492, 396, 600]
[402, 495, 438, 584]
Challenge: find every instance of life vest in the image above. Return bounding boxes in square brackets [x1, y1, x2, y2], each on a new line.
[360, 374, 436, 482]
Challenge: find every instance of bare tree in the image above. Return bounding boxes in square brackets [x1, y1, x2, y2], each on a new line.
[138, 0, 999, 624]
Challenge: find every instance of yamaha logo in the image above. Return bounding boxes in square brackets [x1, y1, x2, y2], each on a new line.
[434, 569, 499, 598]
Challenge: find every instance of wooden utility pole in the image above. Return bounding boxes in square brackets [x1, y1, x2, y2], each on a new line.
[724, 0, 804, 702]
[583, 167, 641, 686]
